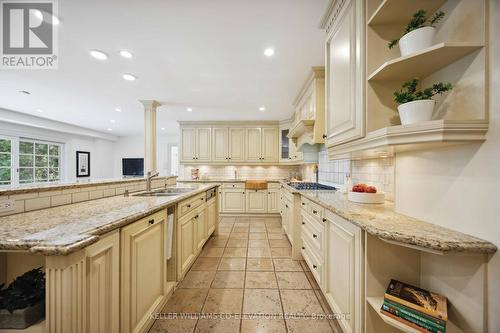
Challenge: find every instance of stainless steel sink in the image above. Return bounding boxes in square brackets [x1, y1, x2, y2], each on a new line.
[133, 187, 196, 197]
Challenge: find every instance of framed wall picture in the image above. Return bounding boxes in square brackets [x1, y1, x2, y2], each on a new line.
[76, 151, 90, 177]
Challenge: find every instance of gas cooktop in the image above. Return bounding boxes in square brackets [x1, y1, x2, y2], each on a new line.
[286, 182, 337, 191]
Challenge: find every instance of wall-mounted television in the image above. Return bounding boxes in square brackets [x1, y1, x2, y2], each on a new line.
[122, 158, 144, 177]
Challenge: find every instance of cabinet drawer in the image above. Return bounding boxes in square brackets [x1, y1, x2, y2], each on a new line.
[179, 193, 206, 217]
[268, 182, 281, 189]
[301, 237, 323, 286]
[301, 197, 324, 221]
[301, 213, 324, 259]
[222, 182, 245, 189]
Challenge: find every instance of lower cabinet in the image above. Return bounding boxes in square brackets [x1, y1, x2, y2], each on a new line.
[121, 210, 167, 333]
[86, 229, 120, 333]
[178, 213, 196, 277]
[267, 188, 280, 213]
[245, 189, 267, 213]
[324, 210, 364, 333]
[207, 197, 217, 235]
[194, 208, 207, 252]
[221, 188, 246, 213]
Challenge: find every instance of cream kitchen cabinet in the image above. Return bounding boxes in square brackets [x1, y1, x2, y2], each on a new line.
[267, 188, 280, 214]
[180, 127, 212, 162]
[207, 195, 217, 235]
[86, 229, 120, 333]
[212, 127, 246, 162]
[246, 127, 262, 162]
[221, 188, 246, 213]
[324, 210, 364, 333]
[245, 189, 267, 213]
[324, 0, 365, 147]
[178, 213, 195, 277]
[121, 210, 166, 333]
[193, 208, 207, 252]
[246, 127, 279, 162]
[261, 127, 279, 162]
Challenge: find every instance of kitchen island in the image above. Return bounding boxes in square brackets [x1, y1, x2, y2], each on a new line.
[0, 183, 220, 333]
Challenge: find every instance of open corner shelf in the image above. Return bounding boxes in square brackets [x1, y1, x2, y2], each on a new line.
[368, 42, 483, 81]
[368, 0, 447, 26]
[328, 120, 488, 159]
[367, 297, 463, 333]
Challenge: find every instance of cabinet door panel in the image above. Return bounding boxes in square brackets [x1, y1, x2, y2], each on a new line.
[196, 128, 212, 161]
[222, 189, 246, 213]
[179, 216, 195, 275]
[246, 190, 267, 213]
[207, 198, 216, 235]
[195, 208, 207, 252]
[212, 128, 228, 162]
[228, 128, 246, 162]
[121, 213, 165, 333]
[86, 230, 120, 333]
[262, 128, 279, 162]
[180, 128, 196, 162]
[325, 212, 363, 333]
[267, 189, 279, 214]
[246, 128, 262, 161]
[325, 0, 364, 147]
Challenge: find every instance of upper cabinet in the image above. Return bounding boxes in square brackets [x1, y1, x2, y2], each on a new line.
[280, 122, 319, 164]
[323, 0, 365, 148]
[288, 67, 326, 149]
[320, 0, 489, 160]
[179, 122, 279, 165]
[180, 127, 212, 162]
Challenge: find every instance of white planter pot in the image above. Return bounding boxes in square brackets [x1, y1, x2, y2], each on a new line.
[399, 26, 436, 56]
[397, 100, 435, 125]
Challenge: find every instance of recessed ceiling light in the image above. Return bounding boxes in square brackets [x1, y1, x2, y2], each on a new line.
[161, 127, 166, 131]
[259, 106, 266, 111]
[89, 50, 108, 60]
[107, 128, 113, 131]
[36, 109, 43, 113]
[110, 119, 116, 123]
[115, 108, 122, 112]
[264, 48, 275, 57]
[122, 73, 137, 81]
[186, 107, 193, 112]
[120, 50, 133, 59]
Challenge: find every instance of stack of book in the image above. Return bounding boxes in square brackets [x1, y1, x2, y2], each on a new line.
[381, 279, 448, 333]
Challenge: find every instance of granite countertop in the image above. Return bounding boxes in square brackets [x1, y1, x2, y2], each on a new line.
[178, 178, 284, 183]
[0, 176, 178, 196]
[0, 183, 218, 256]
[281, 182, 497, 254]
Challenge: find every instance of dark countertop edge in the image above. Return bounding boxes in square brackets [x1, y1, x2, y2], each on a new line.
[0, 183, 220, 256]
[280, 181, 497, 255]
[0, 176, 178, 196]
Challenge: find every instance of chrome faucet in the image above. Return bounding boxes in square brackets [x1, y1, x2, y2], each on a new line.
[146, 171, 159, 192]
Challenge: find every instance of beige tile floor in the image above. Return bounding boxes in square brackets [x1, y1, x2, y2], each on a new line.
[149, 216, 341, 333]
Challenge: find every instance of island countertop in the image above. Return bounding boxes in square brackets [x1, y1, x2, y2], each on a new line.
[0, 183, 218, 256]
[281, 182, 497, 255]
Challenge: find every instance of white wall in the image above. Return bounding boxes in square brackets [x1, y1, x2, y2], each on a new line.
[113, 134, 178, 177]
[0, 120, 116, 183]
[395, 1, 500, 330]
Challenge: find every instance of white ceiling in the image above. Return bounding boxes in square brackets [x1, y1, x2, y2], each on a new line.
[0, 0, 329, 137]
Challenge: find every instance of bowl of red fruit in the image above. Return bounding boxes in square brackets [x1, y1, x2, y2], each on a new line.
[348, 183, 385, 204]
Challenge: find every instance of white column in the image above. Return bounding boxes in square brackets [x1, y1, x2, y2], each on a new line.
[139, 100, 161, 175]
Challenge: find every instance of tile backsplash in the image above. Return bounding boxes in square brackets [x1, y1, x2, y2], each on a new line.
[317, 146, 395, 201]
[318, 147, 350, 185]
[179, 165, 300, 180]
[351, 157, 394, 201]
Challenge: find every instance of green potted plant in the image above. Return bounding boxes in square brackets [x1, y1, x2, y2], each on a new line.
[394, 78, 452, 125]
[0, 267, 45, 329]
[389, 10, 445, 56]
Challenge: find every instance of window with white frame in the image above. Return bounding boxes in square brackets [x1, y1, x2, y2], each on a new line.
[0, 136, 63, 187]
[0, 137, 12, 185]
